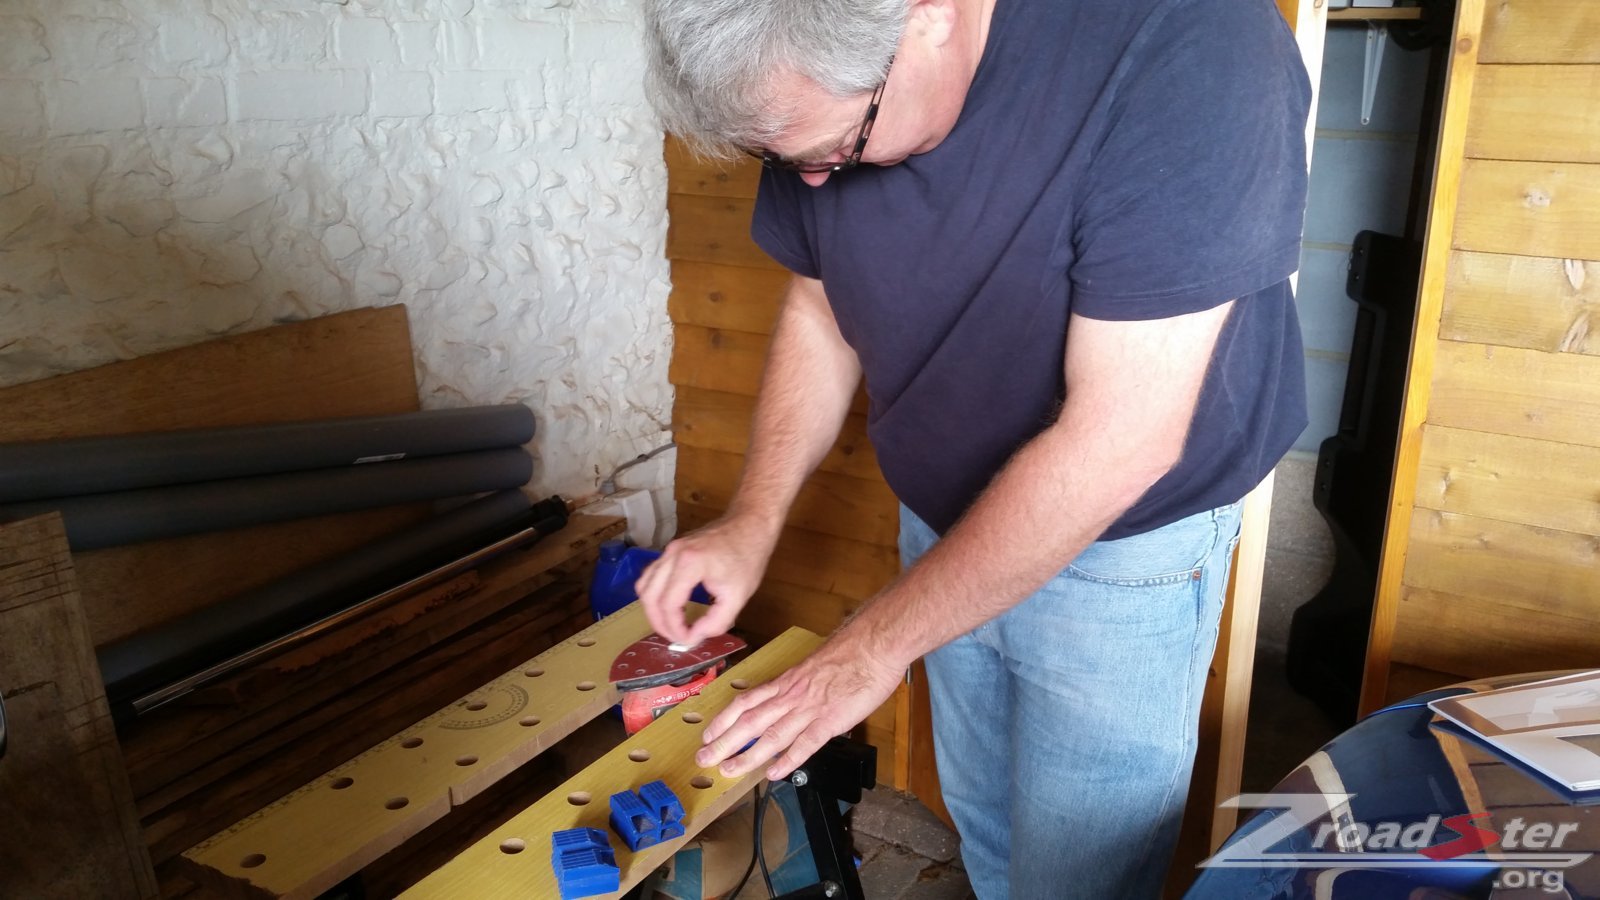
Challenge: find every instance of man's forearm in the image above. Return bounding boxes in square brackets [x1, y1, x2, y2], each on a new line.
[728, 276, 861, 541]
[837, 305, 1233, 669]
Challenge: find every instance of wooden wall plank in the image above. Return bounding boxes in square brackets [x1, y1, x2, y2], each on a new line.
[1440, 251, 1599, 356]
[1429, 339, 1600, 449]
[670, 324, 869, 415]
[0, 515, 158, 900]
[0, 307, 426, 647]
[740, 580, 861, 643]
[677, 502, 900, 603]
[1454, 158, 1600, 260]
[667, 260, 788, 335]
[1479, 0, 1600, 64]
[1467, 65, 1600, 164]
[674, 445, 898, 548]
[1414, 425, 1600, 535]
[666, 194, 785, 271]
[674, 386, 882, 483]
[663, 136, 761, 200]
[1392, 586, 1600, 679]
[1399, 507, 1600, 620]
[1362, 0, 1487, 715]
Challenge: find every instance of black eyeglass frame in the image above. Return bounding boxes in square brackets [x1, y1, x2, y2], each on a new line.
[747, 58, 893, 174]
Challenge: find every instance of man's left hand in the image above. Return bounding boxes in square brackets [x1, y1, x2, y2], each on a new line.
[696, 631, 904, 781]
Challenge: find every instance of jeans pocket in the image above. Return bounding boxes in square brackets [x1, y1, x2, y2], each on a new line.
[1066, 516, 1219, 587]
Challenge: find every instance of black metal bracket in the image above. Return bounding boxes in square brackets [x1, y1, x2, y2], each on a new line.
[774, 737, 878, 900]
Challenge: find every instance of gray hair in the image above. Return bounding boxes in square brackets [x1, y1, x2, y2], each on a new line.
[644, 0, 906, 158]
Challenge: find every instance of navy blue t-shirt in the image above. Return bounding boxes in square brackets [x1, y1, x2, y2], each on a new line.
[750, 0, 1312, 539]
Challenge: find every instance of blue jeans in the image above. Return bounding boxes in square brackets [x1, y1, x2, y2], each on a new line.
[902, 501, 1243, 900]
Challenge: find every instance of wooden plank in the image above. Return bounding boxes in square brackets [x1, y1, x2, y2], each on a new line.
[670, 324, 870, 415]
[674, 386, 882, 483]
[1454, 158, 1600, 260]
[1392, 586, 1600, 679]
[740, 579, 861, 642]
[663, 135, 761, 200]
[1467, 65, 1600, 164]
[1326, 7, 1424, 20]
[1439, 251, 1599, 356]
[397, 627, 824, 900]
[1382, 662, 1462, 708]
[148, 584, 592, 867]
[666, 193, 785, 271]
[1414, 425, 1600, 535]
[127, 517, 624, 815]
[1171, 473, 1274, 895]
[0, 307, 425, 647]
[667, 260, 789, 335]
[0, 515, 157, 900]
[1362, 0, 1486, 716]
[1400, 507, 1600, 619]
[1480, 0, 1600, 64]
[179, 601, 691, 900]
[674, 445, 898, 548]
[676, 503, 900, 603]
[1429, 339, 1600, 449]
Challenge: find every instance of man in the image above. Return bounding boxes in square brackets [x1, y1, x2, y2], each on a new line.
[637, 0, 1310, 895]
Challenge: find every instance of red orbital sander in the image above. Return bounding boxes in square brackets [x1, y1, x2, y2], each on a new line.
[608, 633, 746, 734]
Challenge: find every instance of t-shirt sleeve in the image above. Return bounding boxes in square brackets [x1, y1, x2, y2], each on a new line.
[750, 167, 822, 279]
[1069, 0, 1312, 321]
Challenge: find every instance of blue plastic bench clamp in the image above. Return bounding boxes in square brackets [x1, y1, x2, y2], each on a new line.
[639, 780, 685, 825]
[551, 827, 620, 899]
[609, 789, 661, 852]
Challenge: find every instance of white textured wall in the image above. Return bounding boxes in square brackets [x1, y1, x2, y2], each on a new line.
[0, 0, 676, 534]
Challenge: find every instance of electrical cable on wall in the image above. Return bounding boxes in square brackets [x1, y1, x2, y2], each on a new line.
[600, 442, 676, 495]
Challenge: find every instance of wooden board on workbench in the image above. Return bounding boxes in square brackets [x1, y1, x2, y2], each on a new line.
[0, 306, 426, 647]
[398, 627, 826, 900]
[179, 601, 703, 900]
[0, 514, 158, 900]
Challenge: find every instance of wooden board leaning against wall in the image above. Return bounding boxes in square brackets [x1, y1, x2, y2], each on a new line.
[1362, 0, 1600, 713]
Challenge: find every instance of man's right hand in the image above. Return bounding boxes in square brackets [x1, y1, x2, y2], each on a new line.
[634, 511, 779, 646]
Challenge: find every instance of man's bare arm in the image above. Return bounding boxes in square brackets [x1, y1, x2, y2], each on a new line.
[636, 274, 861, 644]
[700, 301, 1236, 778]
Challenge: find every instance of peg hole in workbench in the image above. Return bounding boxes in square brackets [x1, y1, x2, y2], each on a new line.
[682, 712, 703, 724]
[576, 681, 596, 691]
[386, 797, 409, 810]
[500, 839, 526, 854]
[240, 854, 266, 869]
[519, 715, 541, 727]
[691, 776, 714, 790]
[401, 738, 424, 749]
[456, 755, 479, 767]
[577, 638, 597, 647]
[524, 667, 545, 677]
[730, 679, 749, 690]
[629, 749, 651, 762]
[465, 700, 488, 711]
[568, 792, 592, 806]
[331, 777, 354, 790]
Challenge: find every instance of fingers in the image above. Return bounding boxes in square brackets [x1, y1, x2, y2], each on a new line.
[633, 555, 685, 642]
[701, 677, 780, 746]
[766, 722, 836, 781]
[683, 599, 739, 646]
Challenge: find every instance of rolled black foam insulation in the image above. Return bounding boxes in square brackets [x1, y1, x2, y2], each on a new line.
[98, 490, 570, 713]
[1, 447, 533, 551]
[0, 403, 535, 503]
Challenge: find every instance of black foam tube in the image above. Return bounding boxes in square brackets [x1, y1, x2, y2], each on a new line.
[0, 404, 536, 503]
[98, 490, 570, 712]
[1, 447, 533, 551]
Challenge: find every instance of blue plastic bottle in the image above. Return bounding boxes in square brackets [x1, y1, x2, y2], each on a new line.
[589, 540, 713, 621]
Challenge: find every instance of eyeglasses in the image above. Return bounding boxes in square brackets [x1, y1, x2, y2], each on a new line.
[747, 58, 892, 174]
